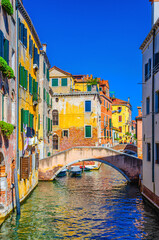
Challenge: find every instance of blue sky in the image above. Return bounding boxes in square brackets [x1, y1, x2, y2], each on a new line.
[23, 0, 151, 119]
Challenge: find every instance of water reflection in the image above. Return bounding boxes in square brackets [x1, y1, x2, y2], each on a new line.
[1, 164, 159, 239]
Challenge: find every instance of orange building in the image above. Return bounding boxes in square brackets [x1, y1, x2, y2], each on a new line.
[99, 80, 112, 147]
[136, 107, 143, 159]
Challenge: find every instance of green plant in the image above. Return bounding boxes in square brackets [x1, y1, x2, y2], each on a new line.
[0, 121, 14, 138]
[0, 57, 7, 72]
[125, 132, 131, 136]
[115, 137, 120, 141]
[133, 134, 137, 140]
[87, 77, 99, 86]
[1, 0, 14, 16]
[4, 65, 15, 79]
[107, 108, 109, 111]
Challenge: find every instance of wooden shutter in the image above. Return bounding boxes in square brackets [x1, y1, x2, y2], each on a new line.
[61, 78, 67, 86]
[0, 30, 4, 57]
[85, 101, 91, 112]
[29, 155, 32, 173]
[20, 157, 29, 180]
[4, 39, 9, 64]
[24, 27, 27, 48]
[87, 85, 91, 92]
[85, 126, 91, 138]
[18, 18, 21, 40]
[43, 62, 46, 75]
[35, 153, 39, 170]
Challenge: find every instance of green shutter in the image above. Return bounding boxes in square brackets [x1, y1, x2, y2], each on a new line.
[87, 85, 91, 92]
[109, 119, 112, 128]
[0, 30, 4, 57]
[48, 118, 50, 132]
[4, 39, 9, 64]
[43, 62, 45, 75]
[1, 95, 3, 121]
[38, 114, 40, 130]
[51, 120, 52, 131]
[61, 78, 67, 86]
[21, 109, 24, 132]
[52, 79, 58, 87]
[85, 126, 91, 138]
[47, 68, 49, 81]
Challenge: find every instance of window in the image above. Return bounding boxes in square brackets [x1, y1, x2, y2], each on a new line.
[18, 19, 27, 48]
[156, 143, 159, 164]
[145, 58, 151, 81]
[154, 53, 159, 74]
[29, 74, 33, 94]
[85, 100, 91, 112]
[52, 110, 58, 125]
[109, 118, 112, 128]
[99, 87, 102, 92]
[119, 116, 122, 122]
[85, 126, 92, 138]
[33, 45, 39, 67]
[43, 62, 46, 75]
[104, 128, 106, 137]
[146, 97, 150, 115]
[29, 36, 33, 57]
[52, 78, 58, 87]
[19, 64, 28, 90]
[62, 130, 69, 137]
[147, 143, 151, 161]
[61, 78, 67, 86]
[0, 30, 9, 64]
[119, 127, 122, 133]
[87, 85, 91, 92]
[53, 135, 58, 150]
[155, 91, 159, 113]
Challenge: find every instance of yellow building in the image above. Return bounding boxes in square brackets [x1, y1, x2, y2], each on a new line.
[112, 97, 132, 143]
[49, 67, 101, 152]
[17, 1, 41, 200]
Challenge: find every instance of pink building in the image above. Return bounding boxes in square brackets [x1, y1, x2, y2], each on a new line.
[135, 107, 142, 159]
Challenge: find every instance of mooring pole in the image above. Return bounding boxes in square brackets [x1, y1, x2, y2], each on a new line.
[14, 169, 20, 216]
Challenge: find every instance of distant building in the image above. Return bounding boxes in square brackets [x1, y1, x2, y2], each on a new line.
[140, 0, 159, 209]
[135, 107, 142, 159]
[112, 97, 132, 144]
[99, 80, 112, 147]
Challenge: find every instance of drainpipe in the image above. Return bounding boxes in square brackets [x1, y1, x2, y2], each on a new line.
[152, 29, 155, 183]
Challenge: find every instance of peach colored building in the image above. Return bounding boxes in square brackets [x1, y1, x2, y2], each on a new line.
[135, 107, 143, 159]
[99, 80, 112, 147]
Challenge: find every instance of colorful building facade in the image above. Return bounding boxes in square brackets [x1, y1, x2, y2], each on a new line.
[140, 0, 159, 209]
[49, 67, 101, 152]
[136, 107, 142, 159]
[112, 97, 132, 143]
[38, 44, 52, 159]
[0, 0, 17, 219]
[99, 80, 112, 147]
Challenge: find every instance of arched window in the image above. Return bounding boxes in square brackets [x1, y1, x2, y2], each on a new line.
[52, 110, 58, 125]
[53, 135, 58, 150]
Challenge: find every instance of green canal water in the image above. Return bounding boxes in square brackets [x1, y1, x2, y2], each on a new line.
[1, 164, 159, 239]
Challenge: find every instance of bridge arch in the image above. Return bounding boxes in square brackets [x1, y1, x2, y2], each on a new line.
[39, 147, 142, 183]
[53, 158, 131, 182]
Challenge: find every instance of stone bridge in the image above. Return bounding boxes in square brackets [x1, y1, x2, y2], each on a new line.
[38, 147, 142, 183]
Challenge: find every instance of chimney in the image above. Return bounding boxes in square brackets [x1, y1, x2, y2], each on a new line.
[42, 43, 47, 53]
[150, 0, 159, 26]
[128, 97, 130, 103]
[137, 107, 142, 117]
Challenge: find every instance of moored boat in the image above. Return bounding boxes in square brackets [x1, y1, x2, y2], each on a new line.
[69, 166, 82, 177]
[57, 168, 67, 177]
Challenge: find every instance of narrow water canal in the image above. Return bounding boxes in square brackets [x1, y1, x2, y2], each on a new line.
[1, 164, 159, 239]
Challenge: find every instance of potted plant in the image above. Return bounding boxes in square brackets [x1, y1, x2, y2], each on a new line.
[1, 0, 13, 16]
[0, 121, 14, 138]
